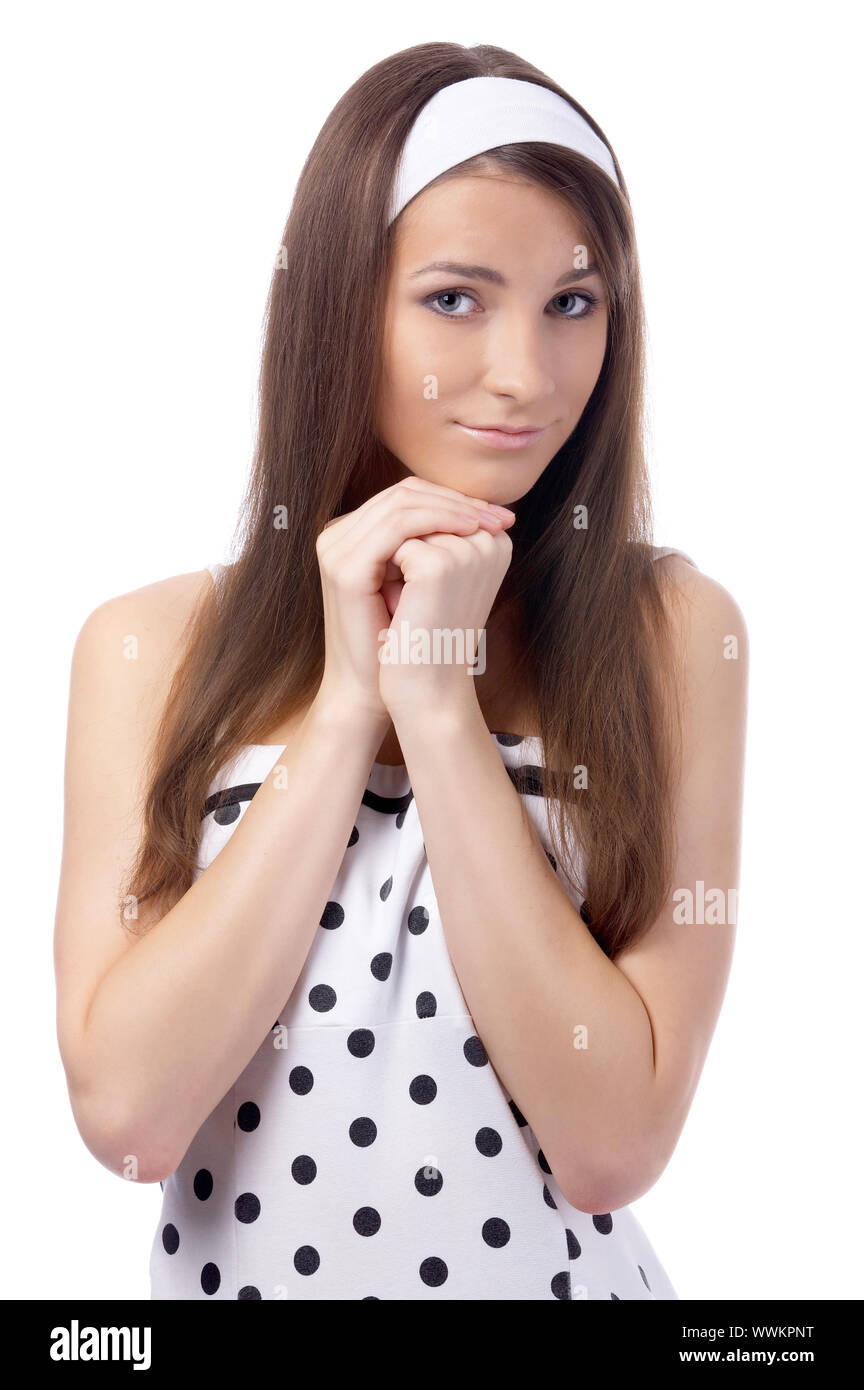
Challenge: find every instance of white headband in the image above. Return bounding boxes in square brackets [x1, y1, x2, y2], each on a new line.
[389, 75, 620, 224]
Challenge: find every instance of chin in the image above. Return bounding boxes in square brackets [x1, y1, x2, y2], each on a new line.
[397, 452, 539, 507]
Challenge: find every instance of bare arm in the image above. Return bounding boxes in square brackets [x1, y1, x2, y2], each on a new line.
[54, 574, 387, 1184]
[387, 554, 747, 1213]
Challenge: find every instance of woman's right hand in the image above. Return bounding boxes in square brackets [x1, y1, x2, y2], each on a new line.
[312, 475, 515, 724]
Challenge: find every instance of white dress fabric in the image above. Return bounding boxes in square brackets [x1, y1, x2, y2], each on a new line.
[150, 545, 695, 1300]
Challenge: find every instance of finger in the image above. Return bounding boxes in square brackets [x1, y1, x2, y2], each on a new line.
[420, 528, 500, 554]
[410, 531, 481, 557]
[324, 500, 499, 573]
[388, 535, 445, 577]
[319, 478, 514, 551]
[392, 528, 498, 572]
[381, 474, 516, 514]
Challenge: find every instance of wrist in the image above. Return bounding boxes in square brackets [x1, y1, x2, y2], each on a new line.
[386, 688, 482, 739]
[308, 687, 390, 739]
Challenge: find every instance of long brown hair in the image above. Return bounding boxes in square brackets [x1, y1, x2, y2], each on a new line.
[121, 41, 687, 961]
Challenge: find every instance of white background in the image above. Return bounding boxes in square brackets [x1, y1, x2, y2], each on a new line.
[2, 0, 861, 1300]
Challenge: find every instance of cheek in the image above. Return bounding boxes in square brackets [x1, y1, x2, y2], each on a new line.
[567, 320, 608, 401]
[393, 312, 458, 389]
[386, 317, 463, 423]
[376, 331, 441, 455]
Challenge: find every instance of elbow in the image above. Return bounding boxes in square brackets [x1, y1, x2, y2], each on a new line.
[558, 1151, 669, 1215]
[69, 1087, 180, 1185]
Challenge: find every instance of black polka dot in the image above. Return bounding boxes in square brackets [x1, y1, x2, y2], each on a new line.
[349, 1116, 377, 1147]
[537, 1148, 551, 1173]
[370, 952, 392, 980]
[347, 1028, 375, 1057]
[565, 1228, 581, 1259]
[580, 900, 592, 925]
[348, 824, 358, 847]
[289, 1065, 314, 1095]
[294, 1245, 320, 1275]
[407, 906, 429, 935]
[214, 802, 241, 826]
[353, 1206, 381, 1236]
[201, 1262, 221, 1295]
[546, 850, 557, 871]
[237, 1101, 260, 1132]
[543, 1183, 557, 1209]
[234, 1192, 261, 1223]
[320, 901, 345, 930]
[593, 1213, 613, 1235]
[463, 1035, 489, 1067]
[482, 1217, 510, 1247]
[161, 1223, 179, 1255]
[308, 983, 336, 1012]
[193, 1169, 213, 1201]
[396, 807, 408, 828]
[415, 991, 436, 1018]
[419, 1256, 448, 1287]
[238, 1285, 261, 1299]
[495, 733, 524, 747]
[409, 1074, 437, 1105]
[291, 1154, 317, 1185]
[611, 1291, 620, 1300]
[475, 1127, 502, 1156]
[414, 1165, 443, 1196]
[361, 1295, 379, 1300]
[509, 1099, 527, 1126]
[551, 1270, 572, 1300]
[639, 1264, 651, 1291]
[379, 876, 393, 900]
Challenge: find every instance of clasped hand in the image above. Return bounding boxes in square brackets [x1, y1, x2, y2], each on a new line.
[314, 476, 516, 723]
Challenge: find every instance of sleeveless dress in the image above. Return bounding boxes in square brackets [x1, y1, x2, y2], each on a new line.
[150, 544, 696, 1300]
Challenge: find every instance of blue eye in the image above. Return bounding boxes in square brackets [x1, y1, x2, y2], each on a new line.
[425, 290, 474, 316]
[422, 288, 598, 321]
[551, 290, 598, 319]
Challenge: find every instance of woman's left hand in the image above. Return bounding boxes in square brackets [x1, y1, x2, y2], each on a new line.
[377, 524, 514, 719]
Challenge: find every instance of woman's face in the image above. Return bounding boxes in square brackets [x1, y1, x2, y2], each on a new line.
[376, 170, 609, 508]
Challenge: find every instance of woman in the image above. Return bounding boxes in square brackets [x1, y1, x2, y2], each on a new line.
[54, 42, 748, 1300]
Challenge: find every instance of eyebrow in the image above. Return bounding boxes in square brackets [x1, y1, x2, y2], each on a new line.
[407, 260, 601, 287]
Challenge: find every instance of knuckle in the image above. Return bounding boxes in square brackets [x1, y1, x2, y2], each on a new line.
[471, 528, 497, 553]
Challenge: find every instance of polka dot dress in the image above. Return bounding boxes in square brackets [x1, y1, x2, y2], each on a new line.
[149, 549, 692, 1301]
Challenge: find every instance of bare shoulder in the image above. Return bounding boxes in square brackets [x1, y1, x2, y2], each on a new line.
[653, 553, 749, 675]
[78, 566, 214, 661]
[74, 566, 218, 714]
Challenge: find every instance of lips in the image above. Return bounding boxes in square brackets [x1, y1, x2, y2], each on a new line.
[455, 422, 547, 451]
[462, 424, 544, 434]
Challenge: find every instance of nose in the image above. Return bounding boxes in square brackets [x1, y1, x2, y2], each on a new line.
[478, 314, 557, 402]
